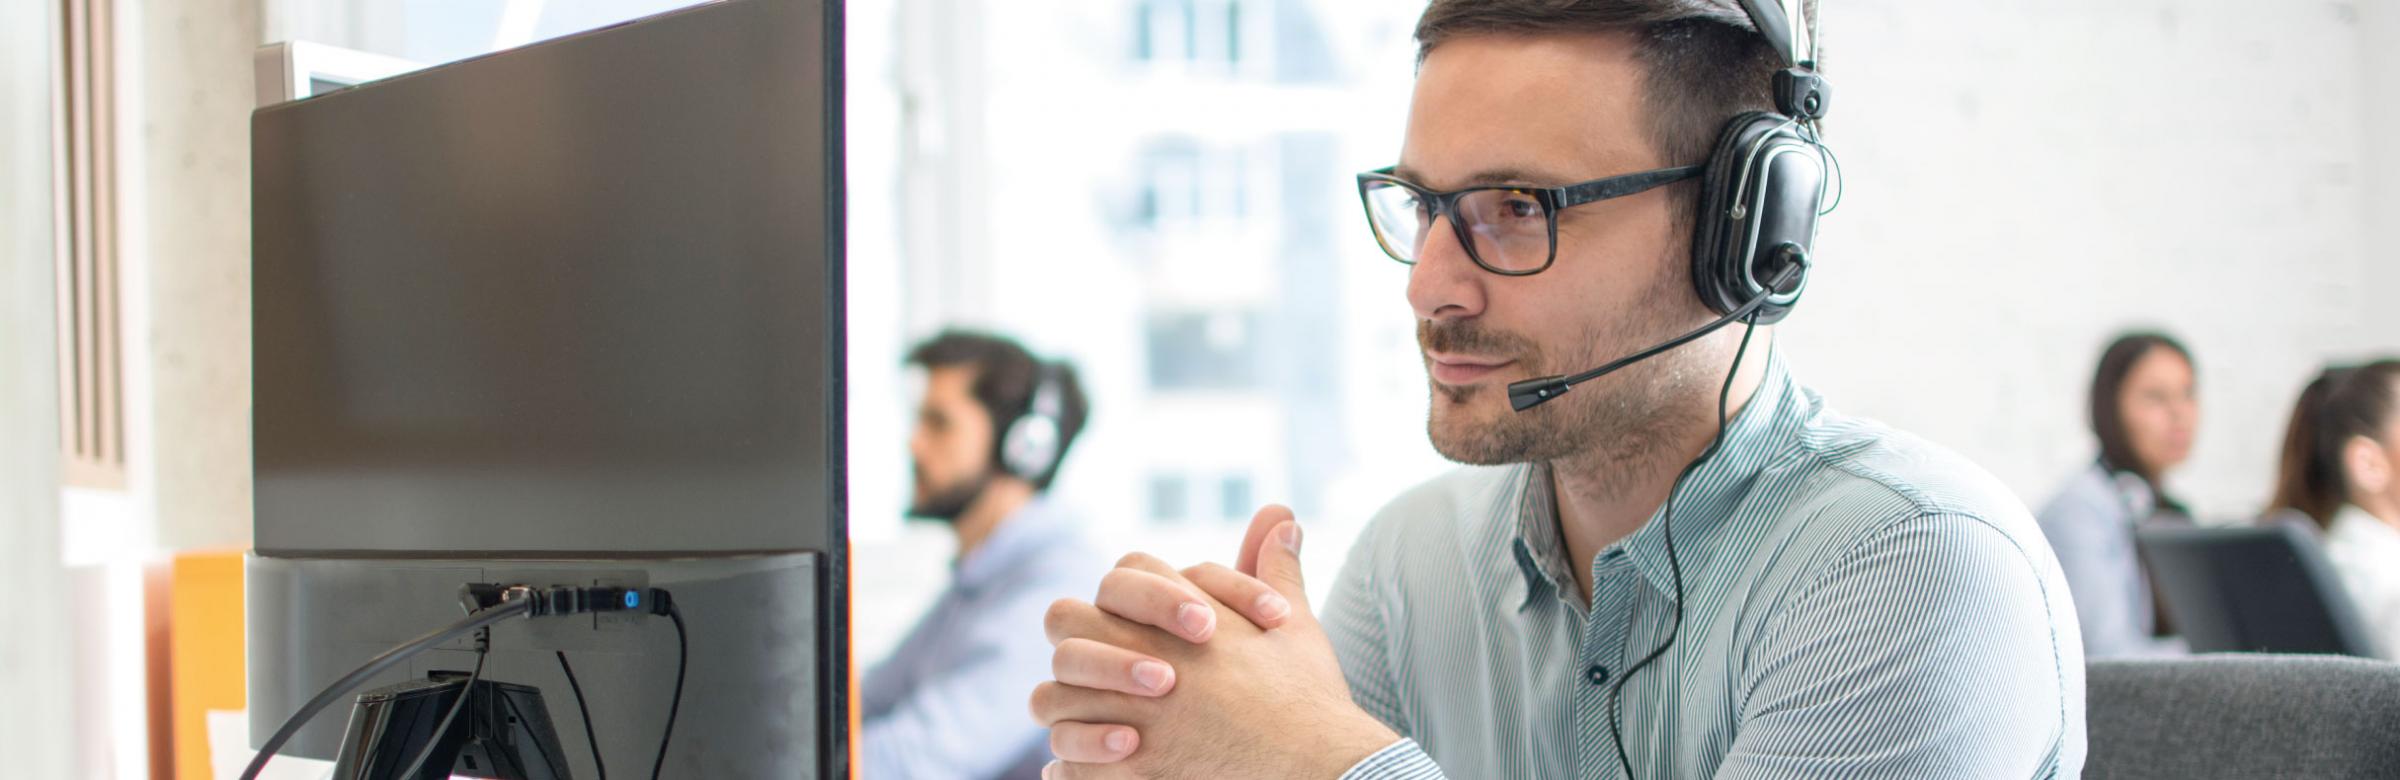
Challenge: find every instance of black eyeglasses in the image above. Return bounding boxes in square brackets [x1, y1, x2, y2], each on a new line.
[1355, 164, 1704, 276]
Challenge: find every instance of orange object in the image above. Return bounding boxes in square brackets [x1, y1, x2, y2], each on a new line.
[859, 537, 868, 772]
[170, 549, 247, 780]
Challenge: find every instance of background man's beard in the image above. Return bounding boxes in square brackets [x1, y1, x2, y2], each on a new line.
[909, 468, 995, 522]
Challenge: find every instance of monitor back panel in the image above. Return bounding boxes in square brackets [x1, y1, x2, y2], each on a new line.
[251, 0, 843, 555]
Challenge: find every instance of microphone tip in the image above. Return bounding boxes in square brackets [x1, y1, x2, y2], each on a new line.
[1507, 376, 1570, 412]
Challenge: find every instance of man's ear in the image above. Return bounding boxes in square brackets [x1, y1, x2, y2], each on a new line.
[2342, 435, 2391, 498]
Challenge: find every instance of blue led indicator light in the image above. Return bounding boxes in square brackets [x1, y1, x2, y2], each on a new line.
[624, 591, 640, 609]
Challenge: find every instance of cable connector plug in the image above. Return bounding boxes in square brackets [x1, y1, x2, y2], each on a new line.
[459, 583, 673, 619]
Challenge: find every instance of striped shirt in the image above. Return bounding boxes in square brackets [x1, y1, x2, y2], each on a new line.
[1324, 351, 2086, 779]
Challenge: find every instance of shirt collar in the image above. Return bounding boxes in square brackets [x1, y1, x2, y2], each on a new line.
[1510, 347, 1806, 610]
[954, 499, 1074, 592]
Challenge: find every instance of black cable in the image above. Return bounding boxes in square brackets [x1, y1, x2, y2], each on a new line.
[240, 599, 532, 780]
[557, 650, 608, 780]
[650, 601, 688, 780]
[394, 632, 489, 779]
[1607, 311, 1761, 780]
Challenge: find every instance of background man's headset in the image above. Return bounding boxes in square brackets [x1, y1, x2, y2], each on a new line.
[1498, 1, 1837, 777]
[1000, 362, 1067, 483]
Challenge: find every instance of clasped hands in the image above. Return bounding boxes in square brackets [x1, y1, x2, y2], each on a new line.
[1030, 505, 1399, 779]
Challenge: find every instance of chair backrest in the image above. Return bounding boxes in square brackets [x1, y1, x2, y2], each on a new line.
[2135, 522, 2378, 656]
[2086, 655, 2400, 779]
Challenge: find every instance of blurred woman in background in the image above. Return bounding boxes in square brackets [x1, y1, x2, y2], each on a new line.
[2036, 332, 2199, 658]
[2268, 359, 2400, 659]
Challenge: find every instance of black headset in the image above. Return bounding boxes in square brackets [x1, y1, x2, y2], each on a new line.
[1690, 0, 1832, 325]
[1506, 0, 1835, 412]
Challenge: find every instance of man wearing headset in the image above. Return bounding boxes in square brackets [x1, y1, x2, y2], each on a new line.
[865, 330, 1105, 780]
[1029, 1, 2085, 778]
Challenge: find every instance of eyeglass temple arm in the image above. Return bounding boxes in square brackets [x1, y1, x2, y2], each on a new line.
[1556, 165, 1706, 208]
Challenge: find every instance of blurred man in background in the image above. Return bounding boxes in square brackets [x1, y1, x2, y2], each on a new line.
[863, 330, 1105, 779]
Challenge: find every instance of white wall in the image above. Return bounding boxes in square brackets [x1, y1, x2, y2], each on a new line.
[1790, 0, 2398, 519]
[0, 0, 82, 774]
[2363, 0, 2400, 312]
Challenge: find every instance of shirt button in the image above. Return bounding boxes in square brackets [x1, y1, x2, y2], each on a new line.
[1587, 664, 1610, 686]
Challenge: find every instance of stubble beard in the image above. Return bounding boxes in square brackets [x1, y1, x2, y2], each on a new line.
[1421, 269, 1718, 498]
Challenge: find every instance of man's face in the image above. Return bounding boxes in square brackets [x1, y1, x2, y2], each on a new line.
[908, 366, 997, 520]
[1401, 32, 1715, 465]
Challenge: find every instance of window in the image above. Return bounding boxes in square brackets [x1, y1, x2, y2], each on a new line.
[1132, 0, 1250, 71]
[1218, 474, 1252, 522]
[1145, 310, 1261, 391]
[1133, 138, 1247, 230]
[1149, 473, 1188, 523]
[54, 0, 125, 490]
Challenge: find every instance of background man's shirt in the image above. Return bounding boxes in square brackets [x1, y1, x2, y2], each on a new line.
[863, 502, 1107, 780]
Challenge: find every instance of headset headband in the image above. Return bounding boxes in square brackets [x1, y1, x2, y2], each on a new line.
[1735, 0, 1814, 69]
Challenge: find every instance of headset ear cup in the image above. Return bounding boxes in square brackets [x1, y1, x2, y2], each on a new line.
[1000, 364, 1067, 482]
[1000, 415, 1059, 482]
[1690, 111, 1817, 324]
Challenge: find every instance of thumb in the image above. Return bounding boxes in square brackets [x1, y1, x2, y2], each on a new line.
[1253, 513, 1312, 621]
[1234, 503, 1291, 578]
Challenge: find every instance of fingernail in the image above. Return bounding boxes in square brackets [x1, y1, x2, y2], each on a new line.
[1131, 660, 1172, 693]
[1176, 601, 1214, 639]
[1280, 522, 1304, 554]
[1104, 728, 1132, 754]
[1255, 592, 1291, 622]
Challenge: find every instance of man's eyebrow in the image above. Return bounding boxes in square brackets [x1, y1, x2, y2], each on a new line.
[1387, 164, 1569, 190]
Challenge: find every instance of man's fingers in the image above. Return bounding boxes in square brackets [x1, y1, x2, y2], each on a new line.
[1181, 562, 1291, 631]
[1093, 567, 1218, 643]
[1252, 516, 1316, 623]
[1044, 598, 1148, 648]
[1234, 504, 1296, 577]
[1111, 551, 1182, 579]
[1052, 637, 1177, 697]
[1048, 721, 1140, 764]
[1029, 681, 1159, 728]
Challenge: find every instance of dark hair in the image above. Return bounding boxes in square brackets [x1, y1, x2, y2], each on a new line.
[1412, 0, 1800, 230]
[2270, 359, 2400, 528]
[2088, 332, 2195, 510]
[906, 330, 1090, 490]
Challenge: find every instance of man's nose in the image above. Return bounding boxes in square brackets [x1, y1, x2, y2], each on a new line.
[1406, 215, 1487, 323]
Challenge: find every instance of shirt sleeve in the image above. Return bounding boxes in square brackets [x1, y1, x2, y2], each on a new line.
[1325, 522, 1456, 779]
[862, 585, 1058, 780]
[1718, 513, 2083, 779]
[1338, 739, 1448, 780]
[1322, 521, 1410, 737]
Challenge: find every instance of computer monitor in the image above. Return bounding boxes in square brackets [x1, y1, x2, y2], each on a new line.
[2137, 521, 2379, 657]
[246, 0, 847, 775]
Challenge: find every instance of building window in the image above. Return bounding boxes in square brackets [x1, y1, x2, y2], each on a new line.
[1132, 0, 1247, 69]
[1133, 139, 1246, 230]
[1148, 473, 1188, 523]
[1218, 474, 1253, 522]
[1145, 309, 1260, 391]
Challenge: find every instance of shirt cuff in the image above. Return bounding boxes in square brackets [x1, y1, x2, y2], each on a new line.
[1338, 738, 1444, 780]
